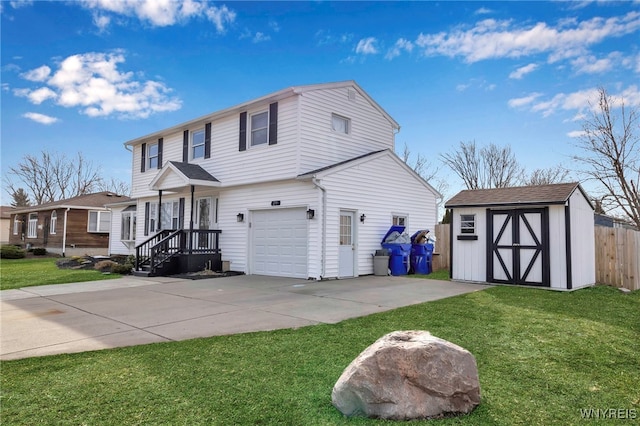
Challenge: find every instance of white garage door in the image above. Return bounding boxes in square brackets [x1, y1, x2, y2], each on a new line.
[251, 208, 308, 278]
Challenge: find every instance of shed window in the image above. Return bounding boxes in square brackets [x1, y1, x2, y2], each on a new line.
[460, 214, 475, 234]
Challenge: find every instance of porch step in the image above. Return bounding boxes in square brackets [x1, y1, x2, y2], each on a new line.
[132, 270, 152, 277]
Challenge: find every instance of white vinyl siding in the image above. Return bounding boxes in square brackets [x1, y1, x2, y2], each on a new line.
[318, 154, 438, 278]
[298, 87, 395, 173]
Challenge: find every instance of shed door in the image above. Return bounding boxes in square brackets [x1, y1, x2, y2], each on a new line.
[487, 208, 550, 287]
[251, 208, 308, 279]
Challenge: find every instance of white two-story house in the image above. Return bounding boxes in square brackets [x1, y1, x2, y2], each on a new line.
[109, 81, 440, 279]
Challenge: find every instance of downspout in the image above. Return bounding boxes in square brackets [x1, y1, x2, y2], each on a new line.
[62, 208, 70, 257]
[312, 177, 327, 279]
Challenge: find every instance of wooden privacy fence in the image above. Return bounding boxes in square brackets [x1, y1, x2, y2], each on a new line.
[433, 223, 639, 291]
[594, 226, 640, 291]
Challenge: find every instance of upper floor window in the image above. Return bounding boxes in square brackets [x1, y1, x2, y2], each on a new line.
[192, 128, 205, 159]
[148, 142, 159, 169]
[392, 215, 407, 227]
[460, 214, 475, 234]
[88, 211, 111, 233]
[332, 114, 350, 134]
[27, 213, 38, 238]
[251, 111, 269, 146]
[50, 211, 57, 234]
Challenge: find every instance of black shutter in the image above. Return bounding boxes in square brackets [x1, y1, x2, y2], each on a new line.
[141, 143, 146, 173]
[183, 130, 189, 162]
[157, 138, 163, 169]
[178, 198, 185, 229]
[239, 112, 247, 151]
[204, 122, 211, 159]
[144, 202, 150, 236]
[269, 102, 278, 145]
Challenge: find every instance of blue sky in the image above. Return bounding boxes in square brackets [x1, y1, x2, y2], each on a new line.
[2, 0, 640, 204]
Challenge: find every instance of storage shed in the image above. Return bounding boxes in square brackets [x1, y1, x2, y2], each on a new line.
[444, 182, 595, 290]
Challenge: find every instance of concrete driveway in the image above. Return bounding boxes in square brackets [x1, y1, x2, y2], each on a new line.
[1, 275, 488, 360]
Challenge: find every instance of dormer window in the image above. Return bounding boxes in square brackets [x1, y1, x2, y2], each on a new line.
[332, 114, 350, 134]
[251, 111, 269, 146]
[192, 128, 205, 159]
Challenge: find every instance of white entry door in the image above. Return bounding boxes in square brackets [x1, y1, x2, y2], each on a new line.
[338, 211, 355, 277]
[251, 208, 308, 278]
[195, 197, 215, 249]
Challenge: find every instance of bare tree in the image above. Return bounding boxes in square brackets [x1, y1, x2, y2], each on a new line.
[97, 177, 131, 196]
[400, 142, 449, 198]
[5, 150, 104, 204]
[441, 141, 524, 189]
[573, 87, 640, 228]
[523, 165, 571, 186]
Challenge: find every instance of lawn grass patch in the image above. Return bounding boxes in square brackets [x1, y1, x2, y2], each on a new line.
[2, 285, 638, 425]
[0, 258, 121, 290]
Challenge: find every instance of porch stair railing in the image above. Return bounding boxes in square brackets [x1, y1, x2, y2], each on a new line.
[134, 229, 221, 277]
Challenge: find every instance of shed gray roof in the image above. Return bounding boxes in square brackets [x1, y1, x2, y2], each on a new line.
[445, 182, 590, 208]
[168, 161, 219, 182]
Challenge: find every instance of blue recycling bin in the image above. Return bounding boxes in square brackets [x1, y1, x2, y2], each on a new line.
[381, 226, 411, 276]
[411, 243, 434, 274]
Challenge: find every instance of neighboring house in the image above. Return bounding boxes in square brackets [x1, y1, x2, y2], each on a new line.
[110, 80, 441, 279]
[1, 206, 15, 245]
[594, 213, 637, 230]
[8, 192, 130, 256]
[444, 182, 595, 290]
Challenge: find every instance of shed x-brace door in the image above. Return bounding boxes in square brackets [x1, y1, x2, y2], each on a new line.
[487, 208, 550, 287]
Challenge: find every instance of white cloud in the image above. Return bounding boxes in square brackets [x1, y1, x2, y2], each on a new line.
[78, 0, 236, 31]
[20, 65, 51, 82]
[355, 37, 379, 55]
[23, 112, 58, 125]
[415, 11, 640, 63]
[252, 32, 270, 43]
[475, 7, 493, 15]
[509, 63, 539, 79]
[508, 92, 542, 108]
[567, 130, 586, 138]
[9, 0, 33, 9]
[571, 52, 623, 74]
[515, 85, 640, 117]
[14, 51, 181, 119]
[385, 38, 414, 60]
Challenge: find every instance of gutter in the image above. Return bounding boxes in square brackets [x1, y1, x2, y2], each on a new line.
[312, 177, 327, 279]
[62, 208, 70, 257]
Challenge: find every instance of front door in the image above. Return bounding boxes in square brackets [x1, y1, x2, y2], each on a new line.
[195, 197, 214, 249]
[338, 211, 355, 277]
[487, 208, 549, 286]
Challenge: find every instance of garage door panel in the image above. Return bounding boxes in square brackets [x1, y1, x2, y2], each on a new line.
[251, 208, 308, 278]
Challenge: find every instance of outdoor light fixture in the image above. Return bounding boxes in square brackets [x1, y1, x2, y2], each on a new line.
[307, 209, 315, 220]
[237, 213, 244, 223]
[360, 214, 366, 223]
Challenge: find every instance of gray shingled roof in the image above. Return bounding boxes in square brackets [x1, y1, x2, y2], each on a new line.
[169, 161, 219, 182]
[445, 182, 586, 208]
[11, 192, 132, 214]
[297, 150, 386, 177]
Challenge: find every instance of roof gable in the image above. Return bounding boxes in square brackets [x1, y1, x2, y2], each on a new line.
[445, 182, 592, 208]
[125, 81, 399, 146]
[149, 161, 220, 191]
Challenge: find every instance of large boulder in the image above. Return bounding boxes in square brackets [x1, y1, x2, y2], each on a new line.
[331, 330, 480, 420]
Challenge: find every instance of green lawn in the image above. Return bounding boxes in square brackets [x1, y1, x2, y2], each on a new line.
[2, 285, 638, 425]
[0, 257, 121, 290]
